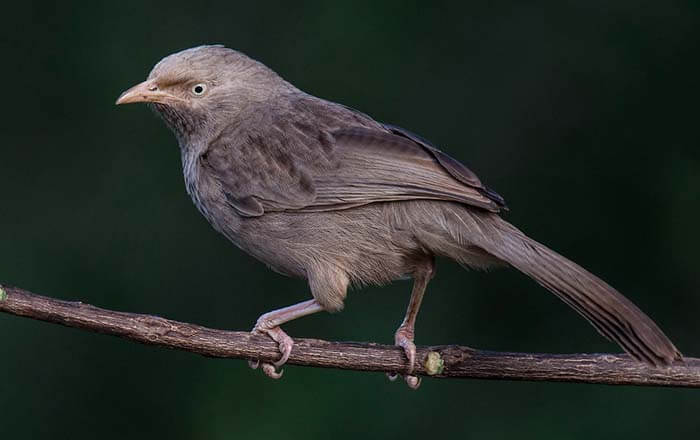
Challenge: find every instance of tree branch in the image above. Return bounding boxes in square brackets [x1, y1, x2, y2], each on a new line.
[1, 284, 698, 387]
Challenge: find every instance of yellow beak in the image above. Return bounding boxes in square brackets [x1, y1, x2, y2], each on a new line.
[116, 80, 180, 105]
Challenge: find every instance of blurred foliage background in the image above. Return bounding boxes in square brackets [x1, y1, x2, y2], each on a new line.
[1, 1, 699, 438]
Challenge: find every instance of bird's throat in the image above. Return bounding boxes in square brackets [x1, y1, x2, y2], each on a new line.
[150, 103, 206, 142]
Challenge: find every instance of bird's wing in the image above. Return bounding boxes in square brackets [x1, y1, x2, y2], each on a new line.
[204, 115, 506, 217]
[308, 127, 505, 212]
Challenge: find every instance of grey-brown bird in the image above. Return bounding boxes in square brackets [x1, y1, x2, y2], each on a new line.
[117, 45, 681, 387]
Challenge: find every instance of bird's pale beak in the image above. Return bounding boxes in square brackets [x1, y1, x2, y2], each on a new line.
[116, 79, 179, 105]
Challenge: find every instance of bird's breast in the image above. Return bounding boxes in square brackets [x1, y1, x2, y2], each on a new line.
[181, 150, 241, 238]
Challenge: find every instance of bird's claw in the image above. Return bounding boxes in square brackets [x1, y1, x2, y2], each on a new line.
[385, 371, 421, 389]
[248, 358, 284, 379]
[249, 324, 294, 379]
[405, 375, 421, 389]
[262, 363, 284, 379]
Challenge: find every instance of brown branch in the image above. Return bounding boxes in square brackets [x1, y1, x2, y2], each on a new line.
[1, 284, 698, 387]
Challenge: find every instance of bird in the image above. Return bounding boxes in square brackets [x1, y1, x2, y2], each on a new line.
[116, 45, 681, 388]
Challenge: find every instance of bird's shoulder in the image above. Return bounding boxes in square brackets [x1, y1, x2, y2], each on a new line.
[206, 93, 362, 167]
[200, 94, 347, 215]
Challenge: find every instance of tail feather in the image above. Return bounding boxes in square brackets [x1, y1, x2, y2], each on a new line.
[437, 207, 681, 366]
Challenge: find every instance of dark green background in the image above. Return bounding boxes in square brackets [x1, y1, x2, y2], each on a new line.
[1, 1, 698, 438]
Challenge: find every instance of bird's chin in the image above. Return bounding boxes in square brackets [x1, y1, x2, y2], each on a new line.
[149, 102, 206, 140]
[148, 102, 169, 112]
[148, 102, 168, 121]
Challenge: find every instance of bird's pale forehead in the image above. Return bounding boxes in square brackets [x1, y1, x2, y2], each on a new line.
[147, 45, 248, 83]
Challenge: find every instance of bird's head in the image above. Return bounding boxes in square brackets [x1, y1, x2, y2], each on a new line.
[116, 45, 288, 143]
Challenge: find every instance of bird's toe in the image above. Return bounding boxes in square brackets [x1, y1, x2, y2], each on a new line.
[405, 375, 421, 390]
[395, 329, 417, 375]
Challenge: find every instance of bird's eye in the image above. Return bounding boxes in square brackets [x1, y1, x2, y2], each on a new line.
[192, 83, 207, 96]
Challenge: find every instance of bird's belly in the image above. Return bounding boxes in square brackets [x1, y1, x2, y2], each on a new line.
[234, 205, 425, 285]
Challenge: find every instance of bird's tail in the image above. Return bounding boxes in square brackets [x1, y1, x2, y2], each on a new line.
[426, 204, 681, 366]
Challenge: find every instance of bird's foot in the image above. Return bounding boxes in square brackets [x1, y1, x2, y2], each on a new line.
[248, 324, 294, 379]
[395, 326, 417, 374]
[385, 325, 421, 389]
[246, 299, 322, 379]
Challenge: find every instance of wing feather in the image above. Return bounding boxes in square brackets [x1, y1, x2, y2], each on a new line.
[305, 128, 500, 212]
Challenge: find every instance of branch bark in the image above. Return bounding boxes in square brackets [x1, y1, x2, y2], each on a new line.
[1, 284, 698, 387]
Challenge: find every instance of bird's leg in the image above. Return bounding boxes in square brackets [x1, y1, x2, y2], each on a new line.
[249, 299, 323, 379]
[390, 259, 435, 389]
